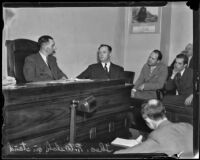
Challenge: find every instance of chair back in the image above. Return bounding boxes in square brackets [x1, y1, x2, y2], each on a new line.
[124, 71, 135, 84]
[6, 39, 39, 84]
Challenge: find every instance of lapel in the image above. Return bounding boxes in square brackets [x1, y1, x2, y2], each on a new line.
[175, 68, 188, 87]
[47, 56, 57, 79]
[37, 53, 53, 78]
[109, 63, 115, 77]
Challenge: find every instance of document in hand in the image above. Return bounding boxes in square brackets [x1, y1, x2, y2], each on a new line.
[111, 135, 143, 148]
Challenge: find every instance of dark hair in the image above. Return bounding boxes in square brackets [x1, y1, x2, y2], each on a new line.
[176, 53, 188, 65]
[152, 49, 162, 61]
[98, 44, 112, 53]
[141, 99, 166, 121]
[38, 35, 53, 48]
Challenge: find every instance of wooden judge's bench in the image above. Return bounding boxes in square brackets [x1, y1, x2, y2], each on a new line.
[2, 79, 133, 146]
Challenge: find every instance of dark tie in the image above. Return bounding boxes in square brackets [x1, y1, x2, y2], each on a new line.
[104, 63, 108, 73]
[176, 72, 181, 84]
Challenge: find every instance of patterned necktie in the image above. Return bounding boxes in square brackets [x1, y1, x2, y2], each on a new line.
[104, 63, 108, 73]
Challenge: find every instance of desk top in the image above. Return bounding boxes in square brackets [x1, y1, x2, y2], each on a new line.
[2, 79, 130, 91]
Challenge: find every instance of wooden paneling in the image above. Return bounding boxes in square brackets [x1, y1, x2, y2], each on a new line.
[2, 79, 133, 147]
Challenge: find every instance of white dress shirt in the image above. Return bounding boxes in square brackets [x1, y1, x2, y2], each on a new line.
[39, 52, 49, 66]
[101, 62, 111, 72]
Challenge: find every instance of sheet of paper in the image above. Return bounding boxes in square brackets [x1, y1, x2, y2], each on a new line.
[111, 135, 143, 148]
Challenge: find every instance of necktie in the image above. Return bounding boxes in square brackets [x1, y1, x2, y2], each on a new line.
[176, 72, 181, 84]
[104, 63, 108, 73]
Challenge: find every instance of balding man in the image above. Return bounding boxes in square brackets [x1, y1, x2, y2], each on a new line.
[114, 99, 193, 157]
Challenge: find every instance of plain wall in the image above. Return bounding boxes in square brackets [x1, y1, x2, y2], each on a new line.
[168, 2, 193, 64]
[3, 7, 125, 78]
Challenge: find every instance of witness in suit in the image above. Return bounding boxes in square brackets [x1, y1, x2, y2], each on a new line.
[131, 50, 168, 100]
[163, 53, 193, 107]
[77, 44, 125, 79]
[114, 99, 193, 157]
[23, 35, 68, 82]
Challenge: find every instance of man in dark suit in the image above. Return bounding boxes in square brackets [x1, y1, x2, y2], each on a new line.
[163, 53, 193, 107]
[114, 99, 193, 157]
[169, 43, 193, 77]
[23, 35, 68, 82]
[77, 44, 125, 79]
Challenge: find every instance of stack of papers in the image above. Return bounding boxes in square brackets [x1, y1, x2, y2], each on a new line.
[111, 135, 143, 148]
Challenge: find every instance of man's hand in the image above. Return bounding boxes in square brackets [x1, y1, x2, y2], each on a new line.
[184, 94, 193, 106]
[131, 89, 136, 97]
[171, 69, 179, 79]
[138, 84, 145, 91]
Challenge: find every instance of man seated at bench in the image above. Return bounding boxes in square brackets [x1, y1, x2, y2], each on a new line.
[114, 99, 193, 157]
[163, 53, 193, 107]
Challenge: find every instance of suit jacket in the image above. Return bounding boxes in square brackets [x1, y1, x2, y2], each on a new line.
[77, 62, 125, 79]
[23, 53, 67, 82]
[165, 68, 193, 96]
[117, 120, 193, 156]
[134, 63, 168, 99]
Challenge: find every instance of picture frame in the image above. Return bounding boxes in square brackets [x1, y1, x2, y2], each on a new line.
[129, 7, 161, 34]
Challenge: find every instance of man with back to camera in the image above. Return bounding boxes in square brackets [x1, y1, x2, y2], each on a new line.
[163, 53, 193, 106]
[23, 35, 68, 82]
[131, 50, 168, 100]
[77, 44, 125, 79]
[114, 99, 193, 157]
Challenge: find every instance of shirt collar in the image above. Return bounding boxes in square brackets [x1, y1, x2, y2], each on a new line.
[101, 62, 111, 68]
[180, 68, 185, 76]
[39, 51, 48, 64]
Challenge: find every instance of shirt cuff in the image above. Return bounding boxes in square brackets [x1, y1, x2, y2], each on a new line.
[132, 88, 137, 92]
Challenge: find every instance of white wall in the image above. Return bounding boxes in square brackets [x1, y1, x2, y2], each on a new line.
[3, 7, 125, 78]
[168, 2, 193, 64]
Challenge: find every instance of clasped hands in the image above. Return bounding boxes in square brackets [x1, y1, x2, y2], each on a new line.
[131, 84, 145, 97]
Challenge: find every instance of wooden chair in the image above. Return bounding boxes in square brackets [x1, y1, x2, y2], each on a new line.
[6, 39, 39, 84]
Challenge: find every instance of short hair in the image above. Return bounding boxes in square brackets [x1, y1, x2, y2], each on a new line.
[152, 49, 162, 61]
[38, 35, 53, 48]
[98, 44, 112, 53]
[176, 53, 188, 65]
[141, 99, 166, 121]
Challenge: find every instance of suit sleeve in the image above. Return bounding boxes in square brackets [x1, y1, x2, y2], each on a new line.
[76, 66, 91, 79]
[144, 65, 168, 90]
[185, 69, 193, 95]
[23, 57, 37, 82]
[134, 65, 145, 89]
[114, 136, 161, 154]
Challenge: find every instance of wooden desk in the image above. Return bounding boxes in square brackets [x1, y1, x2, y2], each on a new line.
[2, 79, 133, 149]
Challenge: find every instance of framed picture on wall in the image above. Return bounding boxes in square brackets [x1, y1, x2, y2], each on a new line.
[129, 7, 161, 34]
